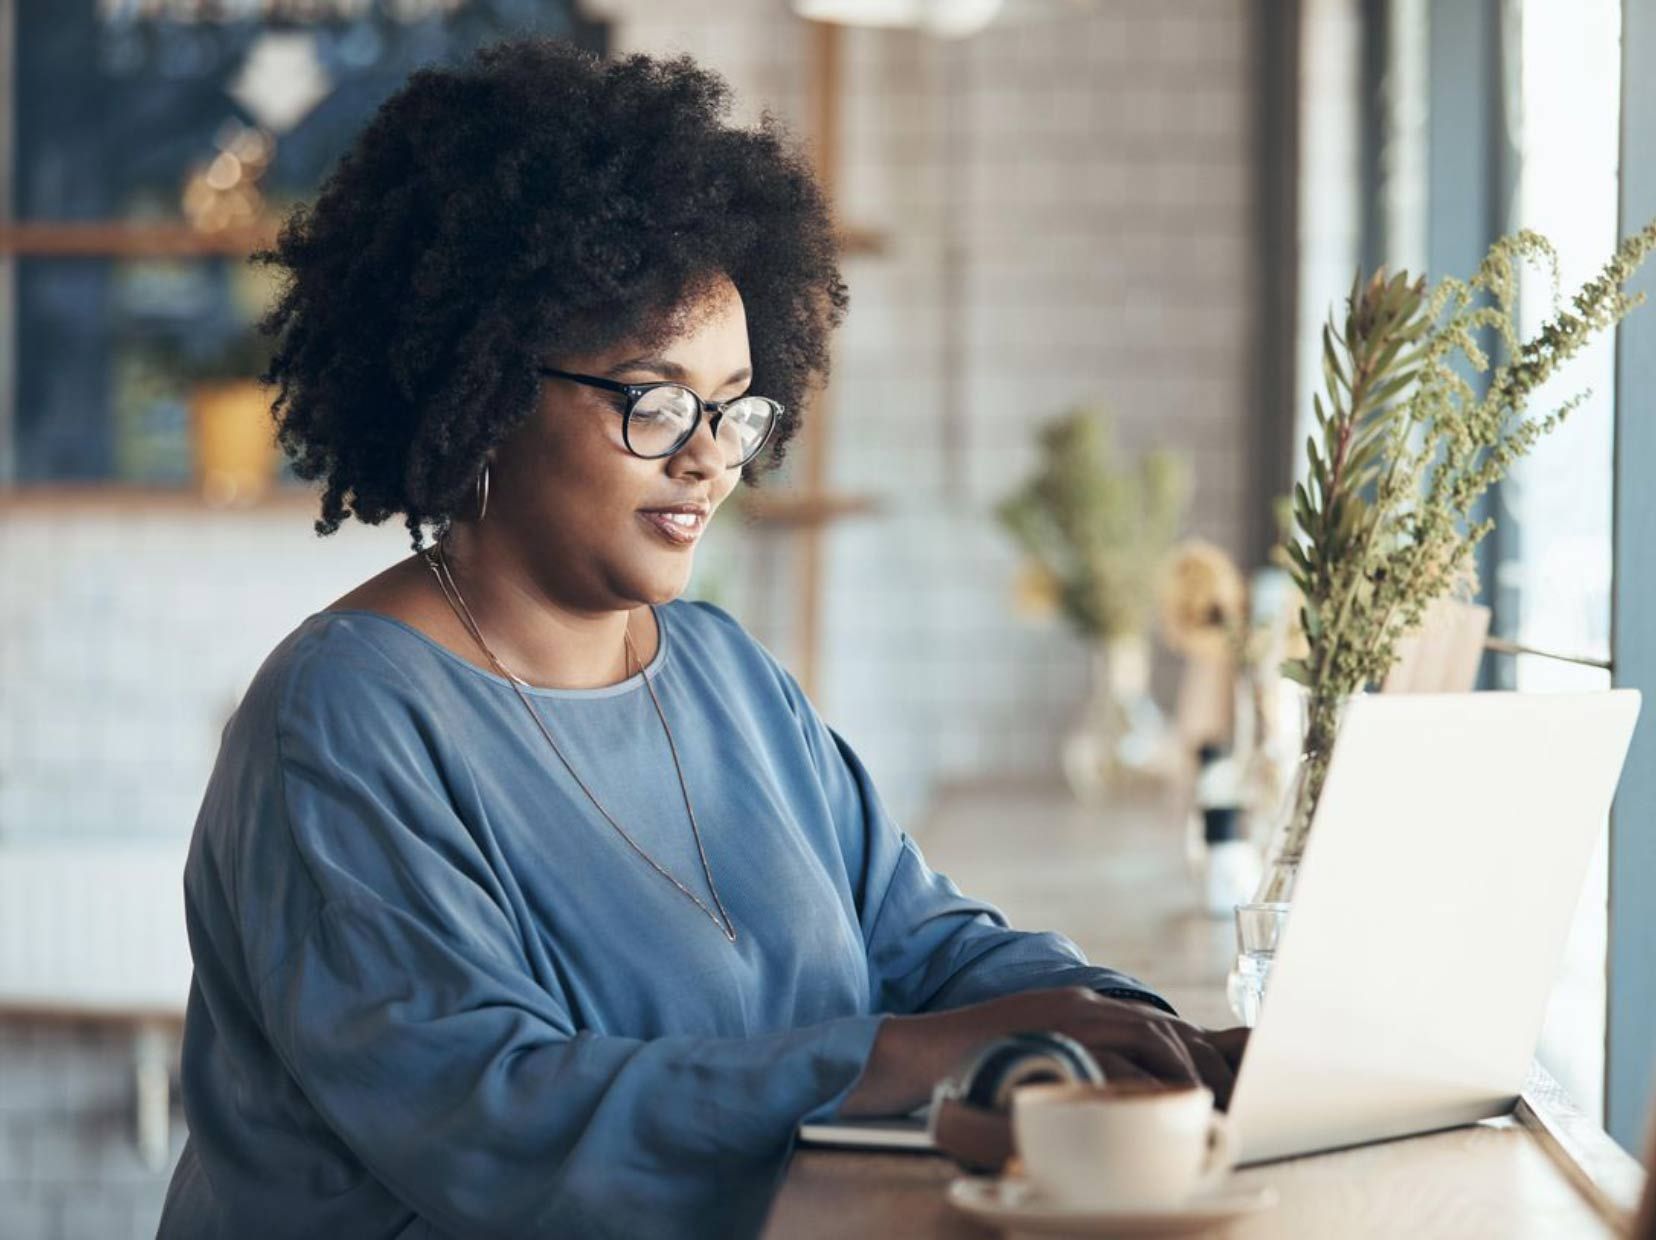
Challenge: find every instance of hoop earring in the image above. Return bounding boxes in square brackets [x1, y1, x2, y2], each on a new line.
[475, 461, 491, 523]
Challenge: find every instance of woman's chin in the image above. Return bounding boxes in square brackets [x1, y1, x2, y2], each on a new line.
[629, 561, 695, 606]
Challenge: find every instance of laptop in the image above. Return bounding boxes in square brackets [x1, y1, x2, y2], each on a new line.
[798, 691, 1641, 1164]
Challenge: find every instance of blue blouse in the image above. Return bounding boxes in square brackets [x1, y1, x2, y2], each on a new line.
[159, 598, 1169, 1239]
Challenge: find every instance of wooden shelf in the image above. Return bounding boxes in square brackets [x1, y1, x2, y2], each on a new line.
[0, 219, 885, 260]
[0, 221, 281, 258]
[0, 481, 319, 514]
[0, 1002, 184, 1028]
[839, 225, 886, 257]
[733, 488, 880, 528]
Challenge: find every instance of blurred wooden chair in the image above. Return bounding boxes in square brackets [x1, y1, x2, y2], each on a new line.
[1383, 597, 1492, 694]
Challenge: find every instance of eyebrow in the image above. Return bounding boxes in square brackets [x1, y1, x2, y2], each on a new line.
[604, 354, 752, 389]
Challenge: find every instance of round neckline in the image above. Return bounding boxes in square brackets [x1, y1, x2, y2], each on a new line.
[316, 604, 672, 700]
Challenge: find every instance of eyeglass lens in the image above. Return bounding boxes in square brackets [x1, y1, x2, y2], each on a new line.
[627, 385, 775, 465]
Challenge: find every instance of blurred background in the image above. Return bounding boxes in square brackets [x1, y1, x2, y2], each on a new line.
[3, 0, 1655, 1236]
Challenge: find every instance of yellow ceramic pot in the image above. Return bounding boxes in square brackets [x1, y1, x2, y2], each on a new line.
[190, 379, 277, 507]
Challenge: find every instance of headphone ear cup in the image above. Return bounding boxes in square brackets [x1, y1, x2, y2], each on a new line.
[960, 1031, 1106, 1110]
[929, 1031, 1106, 1174]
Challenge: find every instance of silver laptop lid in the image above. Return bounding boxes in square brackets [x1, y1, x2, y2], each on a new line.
[1228, 690, 1641, 1165]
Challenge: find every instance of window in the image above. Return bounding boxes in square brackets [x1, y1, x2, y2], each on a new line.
[1506, 0, 1622, 1124]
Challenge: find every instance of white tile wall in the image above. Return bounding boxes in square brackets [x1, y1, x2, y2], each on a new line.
[0, 509, 409, 843]
[0, 844, 191, 1011]
[743, 2, 1256, 819]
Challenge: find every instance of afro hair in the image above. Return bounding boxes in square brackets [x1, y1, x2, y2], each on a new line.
[253, 35, 848, 551]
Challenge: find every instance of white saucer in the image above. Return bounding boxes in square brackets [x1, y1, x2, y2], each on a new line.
[944, 1175, 1278, 1236]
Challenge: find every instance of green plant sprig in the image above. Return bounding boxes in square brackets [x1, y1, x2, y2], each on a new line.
[1284, 221, 1656, 705]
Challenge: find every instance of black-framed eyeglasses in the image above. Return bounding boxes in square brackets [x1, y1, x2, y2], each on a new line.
[537, 366, 781, 469]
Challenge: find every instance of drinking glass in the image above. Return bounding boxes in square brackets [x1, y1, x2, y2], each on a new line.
[1226, 901, 1291, 1027]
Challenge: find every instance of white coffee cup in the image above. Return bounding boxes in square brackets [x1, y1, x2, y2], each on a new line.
[1011, 1080, 1233, 1210]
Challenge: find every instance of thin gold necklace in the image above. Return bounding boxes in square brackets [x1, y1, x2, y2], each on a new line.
[422, 535, 738, 944]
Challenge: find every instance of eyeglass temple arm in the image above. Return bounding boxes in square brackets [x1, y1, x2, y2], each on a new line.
[538, 365, 747, 414]
[536, 366, 632, 396]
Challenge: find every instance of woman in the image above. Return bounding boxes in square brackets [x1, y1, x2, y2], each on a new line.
[159, 36, 1245, 1240]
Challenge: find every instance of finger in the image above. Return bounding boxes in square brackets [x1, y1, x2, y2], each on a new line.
[1085, 992, 1182, 1024]
[1174, 1032, 1237, 1111]
[1204, 1026, 1251, 1073]
[1123, 1021, 1202, 1087]
[1093, 1051, 1154, 1084]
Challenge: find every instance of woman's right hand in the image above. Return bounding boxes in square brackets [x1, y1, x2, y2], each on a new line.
[838, 986, 1249, 1119]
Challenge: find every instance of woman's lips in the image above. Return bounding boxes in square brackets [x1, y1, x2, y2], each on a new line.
[639, 510, 705, 546]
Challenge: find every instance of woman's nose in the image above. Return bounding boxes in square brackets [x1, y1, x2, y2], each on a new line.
[670, 409, 727, 477]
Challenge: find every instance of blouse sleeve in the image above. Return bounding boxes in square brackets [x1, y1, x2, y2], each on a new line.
[772, 663, 1176, 1019]
[249, 661, 886, 1240]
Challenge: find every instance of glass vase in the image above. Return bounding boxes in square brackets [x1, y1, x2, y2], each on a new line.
[1225, 686, 1352, 1023]
[1250, 687, 1350, 903]
[1060, 635, 1165, 805]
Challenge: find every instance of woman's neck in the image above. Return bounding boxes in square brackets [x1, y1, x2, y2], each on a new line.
[430, 524, 656, 691]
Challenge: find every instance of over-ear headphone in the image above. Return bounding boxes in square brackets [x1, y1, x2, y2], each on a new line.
[927, 1031, 1106, 1173]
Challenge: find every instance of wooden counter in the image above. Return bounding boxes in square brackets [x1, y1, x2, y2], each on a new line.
[764, 780, 1646, 1238]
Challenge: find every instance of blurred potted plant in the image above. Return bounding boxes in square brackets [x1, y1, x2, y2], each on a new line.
[1262, 222, 1656, 908]
[996, 408, 1189, 802]
[133, 256, 282, 506]
[176, 329, 280, 508]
